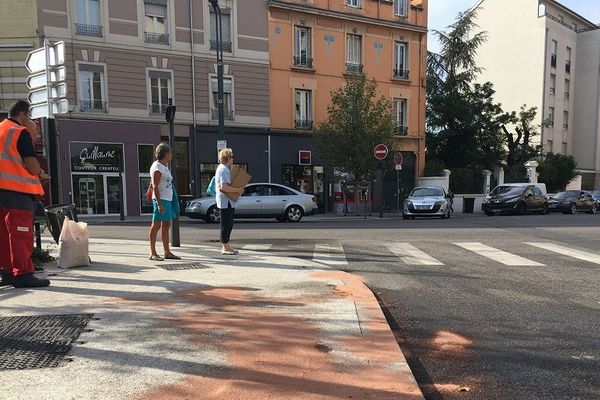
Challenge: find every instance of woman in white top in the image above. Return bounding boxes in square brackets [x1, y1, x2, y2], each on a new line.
[148, 143, 180, 261]
[215, 148, 244, 255]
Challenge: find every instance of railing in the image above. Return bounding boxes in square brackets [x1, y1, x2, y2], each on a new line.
[551, 54, 557, 68]
[75, 23, 103, 37]
[564, 92, 570, 100]
[345, 63, 363, 73]
[565, 60, 571, 74]
[393, 69, 410, 79]
[293, 56, 313, 68]
[563, 123, 569, 130]
[549, 87, 555, 95]
[295, 119, 313, 130]
[144, 32, 170, 45]
[80, 100, 107, 113]
[210, 40, 232, 52]
[210, 108, 235, 120]
[149, 103, 167, 114]
[394, 124, 409, 136]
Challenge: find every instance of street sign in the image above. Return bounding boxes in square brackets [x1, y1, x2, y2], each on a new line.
[30, 99, 69, 119]
[25, 41, 65, 73]
[28, 84, 67, 105]
[374, 144, 389, 160]
[394, 153, 403, 166]
[26, 67, 66, 90]
[395, 164, 403, 171]
[299, 150, 311, 165]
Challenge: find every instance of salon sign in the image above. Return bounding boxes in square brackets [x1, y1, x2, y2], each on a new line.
[70, 142, 123, 173]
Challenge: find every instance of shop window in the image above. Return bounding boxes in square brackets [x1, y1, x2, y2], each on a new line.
[160, 137, 191, 195]
[282, 165, 324, 210]
[138, 144, 154, 214]
[200, 163, 248, 197]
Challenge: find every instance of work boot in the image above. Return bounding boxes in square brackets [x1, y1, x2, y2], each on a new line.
[13, 273, 50, 288]
[1, 271, 13, 286]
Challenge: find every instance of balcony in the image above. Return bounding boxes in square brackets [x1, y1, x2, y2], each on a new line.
[345, 63, 364, 74]
[394, 124, 409, 136]
[295, 119, 313, 130]
[210, 40, 232, 52]
[551, 54, 557, 68]
[565, 60, 571, 74]
[210, 108, 235, 120]
[293, 56, 313, 69]
[80, 100, 107, 113]
[144, 32, 170, 45]
[149, 103, 167, 115]
[75, 23, 103, 37]
[393, 69, 410, 79]
[549, 87, 555, 95]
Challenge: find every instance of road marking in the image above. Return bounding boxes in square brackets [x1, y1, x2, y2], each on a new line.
[313, 244, 348, 266]
[242, 244, 273, 251]
[386, 243, 444, 266]
[525, 242, 600, 265]
[455, 242, 544, 266]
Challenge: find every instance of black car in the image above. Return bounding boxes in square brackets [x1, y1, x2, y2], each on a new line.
[592, 189, 600, 206]
[482, 185, 548, 216]
[548, 190, 597, 214]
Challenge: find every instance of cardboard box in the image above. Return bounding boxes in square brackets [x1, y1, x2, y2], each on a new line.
[227, 165, 252, 202]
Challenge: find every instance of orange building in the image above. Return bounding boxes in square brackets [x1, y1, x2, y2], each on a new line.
[268, 0, 428, 188]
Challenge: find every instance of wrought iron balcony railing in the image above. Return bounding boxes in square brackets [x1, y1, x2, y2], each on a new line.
[345, 63, 364, 74]
[393, 69, 410, 79]
[394, 124, 409, 136]
[293, 56, 313, 68]
[144, 32, 170, 45]
[549, 87, 555, 95]
[75, 23, 103, 37]
[295, 119, 313, 130]
[210, 40, 232, 52]
[149, 103, 167, 115]
[80, 100, 107, 113]
[210, 108, 235, 120]
[564, 92, 570, 100]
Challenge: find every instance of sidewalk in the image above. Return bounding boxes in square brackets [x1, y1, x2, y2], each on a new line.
[0, 238, 424, 400]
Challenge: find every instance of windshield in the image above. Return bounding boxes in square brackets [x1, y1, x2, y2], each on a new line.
[553, 191, 577, 199]
[490, 186, 525, 196]
[411, 188, 444, 197]
[593, 190, 600, 198]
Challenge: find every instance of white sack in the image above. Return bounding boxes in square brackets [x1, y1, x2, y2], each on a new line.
[57, 216, 90, 268]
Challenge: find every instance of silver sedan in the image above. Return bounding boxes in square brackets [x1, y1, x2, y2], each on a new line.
[185, 183, 318, 223]
[403, 186, 451, 219]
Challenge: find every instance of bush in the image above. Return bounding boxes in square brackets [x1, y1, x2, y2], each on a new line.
[538, 153, 577, 193]
[450, 168, 484, 193]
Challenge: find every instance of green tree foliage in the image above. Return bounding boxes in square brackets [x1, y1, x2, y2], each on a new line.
[314, 74, 395, 180]
[502, 105, 544, 182]
[538, 153, 577, 193]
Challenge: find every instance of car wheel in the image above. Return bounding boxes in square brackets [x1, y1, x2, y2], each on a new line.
[539, 204, 549, 215]
[569, 203, 577, 214]
[516, 202, 526, 215]
[402, 214, 409, 220]
[205, 206, 221, 223]
[588, 205, 597, 215]
[286, 205, 303, 222]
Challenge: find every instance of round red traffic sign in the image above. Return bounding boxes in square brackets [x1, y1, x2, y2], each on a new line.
[374, 144, 388, 160]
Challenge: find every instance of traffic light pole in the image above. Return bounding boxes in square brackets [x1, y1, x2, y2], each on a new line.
[209, 0, 225, 137]
[166, 98, 180, 247]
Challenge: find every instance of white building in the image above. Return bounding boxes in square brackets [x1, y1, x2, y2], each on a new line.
[471, 0, 600, 187]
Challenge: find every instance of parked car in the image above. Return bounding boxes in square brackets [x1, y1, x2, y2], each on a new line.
[548, 190, 597, 214]
[185, 183, 317, 223]
[592, 188, 600, 205]
[482, 184, 548, 216]
[403, 186, 451, 220]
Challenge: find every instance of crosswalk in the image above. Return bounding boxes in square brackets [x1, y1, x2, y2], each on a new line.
[236, 241, 600, 268]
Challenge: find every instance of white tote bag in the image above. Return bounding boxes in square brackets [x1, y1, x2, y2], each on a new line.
[57, 216, 90, 268]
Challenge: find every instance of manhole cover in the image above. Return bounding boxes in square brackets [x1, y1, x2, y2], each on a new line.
[158, 262, 210, 271]
[0, 314, 93, 370]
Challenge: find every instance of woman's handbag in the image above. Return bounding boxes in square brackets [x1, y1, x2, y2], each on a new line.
[207, 176, 217, 197]
[145, 184, 153, 200]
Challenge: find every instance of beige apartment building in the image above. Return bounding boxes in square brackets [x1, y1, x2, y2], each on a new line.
[472, 0, 600, 187]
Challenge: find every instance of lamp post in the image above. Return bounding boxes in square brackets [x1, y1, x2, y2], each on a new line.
[209, 0, 225, 137]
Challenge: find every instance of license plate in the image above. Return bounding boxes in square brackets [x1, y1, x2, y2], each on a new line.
[549, 204, 557, 208]
[417, 205, 430, 210]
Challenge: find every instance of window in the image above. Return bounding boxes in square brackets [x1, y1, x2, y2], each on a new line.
[562, 142, 567, 154]
[548, 107, 555, 126]
[262, 185, 294, 196]
[211, 77, 234, 120]
[76, 0, 102, 37]
[346, 0, 360, 8]
[394, 42, 408, 79]
[295, 89, 312, 129]
[78, 64, 106, 112]
[551, 40, 557, 67]
[563, 111, 569, 130]
[565, 79, 570, 100]
[200, 163, 248, 197]
[148, 70, 172, 114]
[547, 140, 553, 151]
[346, 34, 362, 73]
[242, 185, 261, 197]
[566, 47, 572, 73]
[393, 98, 408, 135]
[549, 73, 556, 95]
[394, 0, 408, 16]
[144, 1, 169, 45]
[138, 144, 154, 214]
[294, 26, 312, 68]
[210, 8, 232, 52]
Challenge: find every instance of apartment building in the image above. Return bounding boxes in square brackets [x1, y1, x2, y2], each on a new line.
[34, 0, 271, 216]
[268, 0, 428, 207]
[472, 0, 600, 187]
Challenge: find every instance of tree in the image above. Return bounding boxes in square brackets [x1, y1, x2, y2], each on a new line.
[538, 153, 577, 193]
[501, 105, 544, 182]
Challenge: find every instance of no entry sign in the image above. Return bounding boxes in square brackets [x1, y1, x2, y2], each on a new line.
[374, 144, 389, 160]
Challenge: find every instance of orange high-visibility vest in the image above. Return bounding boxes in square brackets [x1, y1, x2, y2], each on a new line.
[0, 119, 44, 196]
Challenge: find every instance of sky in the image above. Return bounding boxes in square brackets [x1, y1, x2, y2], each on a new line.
[428, 0, 600, 53]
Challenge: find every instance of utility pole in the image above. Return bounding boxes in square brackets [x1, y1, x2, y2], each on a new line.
[209, 0, 225, 137]
[166, 98, 180, 247]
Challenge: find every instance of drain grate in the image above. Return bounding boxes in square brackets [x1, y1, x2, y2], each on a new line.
[0, 314, 93, 370]
[158, 262, 211, 271]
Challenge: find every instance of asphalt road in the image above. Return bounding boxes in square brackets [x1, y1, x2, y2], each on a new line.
[87, 212, 600, 400]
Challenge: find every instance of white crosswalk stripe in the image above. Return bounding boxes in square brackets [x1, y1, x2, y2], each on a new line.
[455, 242, 544, 266]
[525, 242, 600, 265]
[242, 244, 274, 251]
[386, 243, 444, 266]
[313, 243, 348, 266]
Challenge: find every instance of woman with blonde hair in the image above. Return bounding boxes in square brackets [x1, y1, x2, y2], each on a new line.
[215, 148, 244, 255]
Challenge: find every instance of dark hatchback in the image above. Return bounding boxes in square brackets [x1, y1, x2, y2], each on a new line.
[548, 190, 597, 214]
[482, 185, 548, 216]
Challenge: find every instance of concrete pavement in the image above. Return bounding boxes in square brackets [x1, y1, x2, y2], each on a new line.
[0, 237, 423, 400]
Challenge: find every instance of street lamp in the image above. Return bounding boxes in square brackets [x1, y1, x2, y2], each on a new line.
[209, 0, 225, 137]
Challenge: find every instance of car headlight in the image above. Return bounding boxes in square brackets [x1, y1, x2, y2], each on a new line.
[405, 200, 413, 207]
[435, 201, 445, 207]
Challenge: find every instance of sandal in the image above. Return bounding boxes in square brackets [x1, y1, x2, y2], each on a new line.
[164, 253, 181, 260]
[221, 250, 237, 256]
[149, 254, 164, 261]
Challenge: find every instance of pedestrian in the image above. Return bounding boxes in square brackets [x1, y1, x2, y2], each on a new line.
[0, 100, 50, 288]
[148, 143, 180, 261]
[215, 148, 244, 255]
[447, 189, 455, 213]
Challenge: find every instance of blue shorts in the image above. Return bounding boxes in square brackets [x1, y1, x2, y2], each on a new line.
[152, 199, 176, 222]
